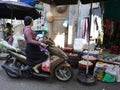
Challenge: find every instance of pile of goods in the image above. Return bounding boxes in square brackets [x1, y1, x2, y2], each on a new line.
[94, 61, 120, 83]
[78, 60, 93, 68]
[100, 54, 120, 63]
[82, 50, 99, 58]
[82, 55, 97, 61]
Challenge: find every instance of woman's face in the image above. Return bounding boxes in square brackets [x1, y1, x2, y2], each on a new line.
[30, 20, 33, 26]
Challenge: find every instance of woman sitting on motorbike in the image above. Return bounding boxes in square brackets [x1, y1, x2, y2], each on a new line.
[23, 16, 48, 73]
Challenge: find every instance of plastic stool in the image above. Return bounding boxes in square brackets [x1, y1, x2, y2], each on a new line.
[110, 45, 119, 54]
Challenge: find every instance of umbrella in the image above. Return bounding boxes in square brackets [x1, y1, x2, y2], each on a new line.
[39, 0, 78, 5]
[0, 1, 40, 20]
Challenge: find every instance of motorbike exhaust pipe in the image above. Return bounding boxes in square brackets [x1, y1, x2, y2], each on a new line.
[1, 64, 19, 75]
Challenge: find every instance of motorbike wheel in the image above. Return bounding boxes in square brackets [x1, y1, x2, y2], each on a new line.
[54, 66, 73, 82]
[5, 58, 20, 78]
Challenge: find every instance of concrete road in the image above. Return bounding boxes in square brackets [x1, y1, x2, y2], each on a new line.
[0, 60, 120, 90]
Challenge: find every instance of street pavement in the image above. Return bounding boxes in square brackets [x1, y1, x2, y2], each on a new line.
[0, 60, 120, 90]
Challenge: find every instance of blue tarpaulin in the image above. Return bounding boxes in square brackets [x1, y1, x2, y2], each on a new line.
[20, 0, 34, 5]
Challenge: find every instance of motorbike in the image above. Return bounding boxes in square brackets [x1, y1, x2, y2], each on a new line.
[1, 40, 73, 82]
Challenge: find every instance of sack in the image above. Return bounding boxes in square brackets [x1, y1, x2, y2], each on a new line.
[42, 58, 50, 72]
[94, 67, 105, 81]
[105, 64, 117, 76]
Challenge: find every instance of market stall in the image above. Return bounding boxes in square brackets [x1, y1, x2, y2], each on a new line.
[103, 0, 120, 54]
[94, 54, 120, 82]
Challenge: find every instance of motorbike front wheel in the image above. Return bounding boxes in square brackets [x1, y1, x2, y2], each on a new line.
[54, 66, 73, 82]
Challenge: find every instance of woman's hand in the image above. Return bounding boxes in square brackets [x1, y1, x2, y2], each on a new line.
[40, 42, 48, 48]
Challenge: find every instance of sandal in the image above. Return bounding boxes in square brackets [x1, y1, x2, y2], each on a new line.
[33, 67, 39, 73]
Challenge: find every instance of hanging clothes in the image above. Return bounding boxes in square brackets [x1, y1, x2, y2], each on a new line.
[82, 17, 90, 42]
[90, 7, 102, 40]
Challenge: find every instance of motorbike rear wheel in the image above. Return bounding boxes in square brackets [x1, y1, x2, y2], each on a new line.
[54, 66, 73, 82]
[5, 58, 20, 78]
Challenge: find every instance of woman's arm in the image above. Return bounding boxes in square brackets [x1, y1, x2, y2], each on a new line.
[24, 27, 47, 48]
[24, 27, 40, 45]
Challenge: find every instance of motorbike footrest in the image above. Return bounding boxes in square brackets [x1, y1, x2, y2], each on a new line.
[32, 72, 50, 78]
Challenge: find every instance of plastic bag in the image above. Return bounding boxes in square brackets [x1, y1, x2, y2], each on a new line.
[102, 73, 116, 82]
[63, 18, 69, 28]
[12, 34, 25, 48]
[114, 65, 120, 82]
[0, 39, 17, 51]
[42, 58, 50, 72]
[73, 38, 88, 51]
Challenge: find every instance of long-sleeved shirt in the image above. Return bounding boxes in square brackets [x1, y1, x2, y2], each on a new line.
[23, 26, 39, 45]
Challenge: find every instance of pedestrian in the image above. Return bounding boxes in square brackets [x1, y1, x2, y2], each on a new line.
[3, 23, 13, 41]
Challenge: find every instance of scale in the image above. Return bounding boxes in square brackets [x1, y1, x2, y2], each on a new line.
[77, 0, 107, 85]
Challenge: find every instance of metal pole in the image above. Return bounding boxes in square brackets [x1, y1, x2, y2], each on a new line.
[86, 0, 93, 74]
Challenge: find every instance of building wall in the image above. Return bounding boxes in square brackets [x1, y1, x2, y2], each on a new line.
[45, 5, 69, 48]
[68, 4, 79, 46]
